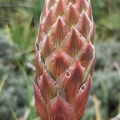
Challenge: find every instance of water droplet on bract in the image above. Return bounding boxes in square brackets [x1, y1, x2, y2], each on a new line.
[54, 82, 58, 87]
[91, 55, 93, 59]
[70, 65, 74, 69]
[65, 70, 71, 78]
[80, 84, 86, 92]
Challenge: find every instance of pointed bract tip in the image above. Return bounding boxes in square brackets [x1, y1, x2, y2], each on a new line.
[34, 82, 48, 120]
[35, 51, 43, 77]
[71, 75, 92, 119]
[48, 94, 77, 120]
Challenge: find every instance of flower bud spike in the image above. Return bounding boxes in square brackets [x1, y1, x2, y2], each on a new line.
[34, 0, 95, 119]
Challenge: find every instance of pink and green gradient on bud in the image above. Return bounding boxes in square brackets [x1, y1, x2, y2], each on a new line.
[34, 0, 95, 120]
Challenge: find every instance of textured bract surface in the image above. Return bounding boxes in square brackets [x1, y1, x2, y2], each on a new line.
[34, 0, 95, 120]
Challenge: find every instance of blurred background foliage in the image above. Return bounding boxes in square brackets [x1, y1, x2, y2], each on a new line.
[0, 0, 120, 120]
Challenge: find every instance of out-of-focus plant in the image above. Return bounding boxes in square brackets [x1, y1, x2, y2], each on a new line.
[91, 0, 120, 41]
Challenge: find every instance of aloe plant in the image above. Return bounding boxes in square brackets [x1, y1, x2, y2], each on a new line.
[34, 0, 95, 119]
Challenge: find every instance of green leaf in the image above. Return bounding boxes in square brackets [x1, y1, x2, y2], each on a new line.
[0, 75, 7, 94]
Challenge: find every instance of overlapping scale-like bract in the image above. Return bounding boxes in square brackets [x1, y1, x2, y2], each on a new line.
[34, 0, 95, 120]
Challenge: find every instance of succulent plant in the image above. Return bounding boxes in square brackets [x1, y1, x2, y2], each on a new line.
[34, 0, 95, 120]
